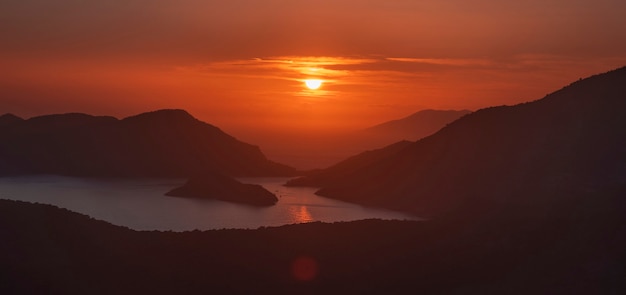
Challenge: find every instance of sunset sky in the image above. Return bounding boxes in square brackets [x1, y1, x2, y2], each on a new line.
[2, 0, 626, 144]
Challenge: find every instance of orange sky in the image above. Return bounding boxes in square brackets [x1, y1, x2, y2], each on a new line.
[2, 0, 626, 146]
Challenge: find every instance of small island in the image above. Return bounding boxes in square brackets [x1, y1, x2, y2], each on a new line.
[166, 173, 279, 206]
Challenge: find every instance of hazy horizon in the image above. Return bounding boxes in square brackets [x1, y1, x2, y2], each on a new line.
[2, 1, 626, 139]
[2, 1, 626, 167]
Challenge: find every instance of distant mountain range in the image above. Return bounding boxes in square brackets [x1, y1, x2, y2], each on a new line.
[285, 140, 412, 186]
[363, 109, 471, 141]
[290, 66, 626, 218]
[253, 109, 470, 170]
[0, 109, 295, 177]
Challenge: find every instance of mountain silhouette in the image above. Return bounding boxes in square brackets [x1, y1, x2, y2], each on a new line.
[0, 113, 24, 127]
[364, 109, 471, 141]
[0, 109, 295, 177]
[285, 140, 412, 187]
[1, 69, 625, 294]
[314, 67, 626, 217]
[247, 109, 469, 170]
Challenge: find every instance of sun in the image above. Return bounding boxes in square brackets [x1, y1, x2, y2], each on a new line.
[304, 79, 323, 90]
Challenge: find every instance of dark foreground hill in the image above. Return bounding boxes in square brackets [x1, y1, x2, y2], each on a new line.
[314, 67, 626, 217]
[0, 109, 295, 177]
[1, 190, 624, 294]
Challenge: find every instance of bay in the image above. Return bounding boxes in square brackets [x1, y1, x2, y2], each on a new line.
[0, 176, 417, 231]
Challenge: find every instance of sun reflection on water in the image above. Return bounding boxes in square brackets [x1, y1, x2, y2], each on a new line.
[289, 205, 313, 224]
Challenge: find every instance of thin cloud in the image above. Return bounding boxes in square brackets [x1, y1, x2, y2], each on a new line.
[386, 57, 495, 67]
[176, 56, 381, 87]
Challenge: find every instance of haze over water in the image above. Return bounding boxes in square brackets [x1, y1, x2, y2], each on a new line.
[0, 176, 417, 231]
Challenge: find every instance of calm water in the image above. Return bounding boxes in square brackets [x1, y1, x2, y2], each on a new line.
[0, 176, 417, 231]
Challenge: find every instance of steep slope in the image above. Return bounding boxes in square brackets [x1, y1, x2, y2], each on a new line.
[243, 109, 469, 170]
[0, 109, 295, 177]
[285, 140, 412, 187]
[364, 109, 471, 141]
[316, 67, 626, 217]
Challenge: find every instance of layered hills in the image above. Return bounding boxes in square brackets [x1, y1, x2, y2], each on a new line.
[0, 109, 295, 177]
[239, 109, 469, 170]
[294, 67, 626, 218]
[285, 140, 412, 187]
[364, 109, 471, 141]
[1, 67, 625, 294]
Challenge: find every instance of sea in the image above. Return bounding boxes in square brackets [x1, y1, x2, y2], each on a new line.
[0, 176, 417, 231]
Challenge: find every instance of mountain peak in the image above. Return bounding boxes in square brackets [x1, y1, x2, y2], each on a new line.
[364, 109, 471, 142]
[0, 113, 23, 120]
[24, 113, 119, 129]
[0, 113, 24, 126]
[122, 109, 195, 123]
[0, 109, 295, 177]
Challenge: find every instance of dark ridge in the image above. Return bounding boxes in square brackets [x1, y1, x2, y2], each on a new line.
[315, 66, 626, 218]
[27, 113, 119, 125]
[122, 108, 194, 121]
[119, 109, 225, 140]
[364, 109, 472, 141]
[285, 140, 413, 187]
[0, 109, 295, 177]
[0, 113, 24, 127]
